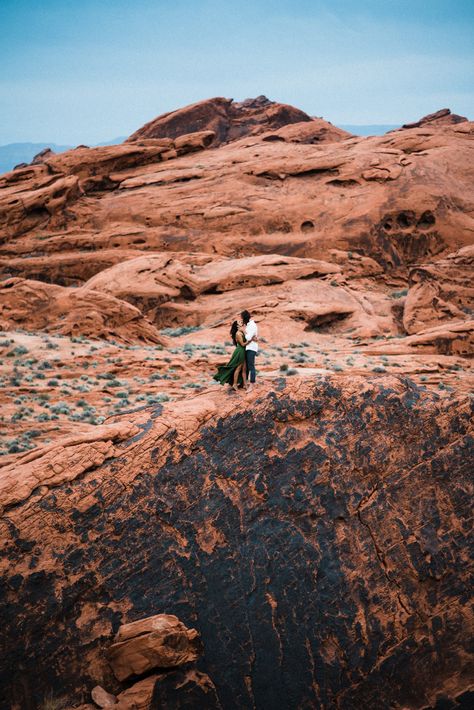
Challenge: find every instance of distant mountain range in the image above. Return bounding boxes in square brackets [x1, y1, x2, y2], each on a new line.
[0, 138, 126, 174]
[0, 126, 399, 173]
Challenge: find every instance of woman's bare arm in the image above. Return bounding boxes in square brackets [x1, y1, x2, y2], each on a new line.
[238, 331, 253, 346]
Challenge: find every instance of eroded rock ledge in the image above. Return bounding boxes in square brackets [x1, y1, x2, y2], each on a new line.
[0, 375, 472, 709]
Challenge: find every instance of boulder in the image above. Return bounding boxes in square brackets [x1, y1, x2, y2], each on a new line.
[400, 107, 468, 130]
[107, 614, 202, 682]
[91, 685, 117, 707]
[115, 675, 161, 710]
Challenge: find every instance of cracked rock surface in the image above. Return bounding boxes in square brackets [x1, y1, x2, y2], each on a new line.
[0, 375, 472, 709]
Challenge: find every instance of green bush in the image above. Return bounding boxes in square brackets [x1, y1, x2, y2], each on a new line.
[13, 345, 29, 356]
[162, 325, 202, 337]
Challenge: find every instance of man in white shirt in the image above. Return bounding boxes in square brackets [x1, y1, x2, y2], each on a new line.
[241, 310, 258, 389]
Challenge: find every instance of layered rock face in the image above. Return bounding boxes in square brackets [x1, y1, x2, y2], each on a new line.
[0, 377, 472, 709]
[127, 95, 319, 146]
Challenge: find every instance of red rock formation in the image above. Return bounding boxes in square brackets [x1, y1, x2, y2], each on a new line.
[400, 107, 468, 130]
[0, 278, 163, 344]
[0, 378, 471, 708]
[2, 113, 472, 269]
[0, 96, 473, 710]
[107, 614, 202, 682]
[403, 245, 474, 334]
[127, 95, 316, 146]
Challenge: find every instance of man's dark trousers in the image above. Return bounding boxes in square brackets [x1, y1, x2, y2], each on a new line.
[246, 350, 256, 383]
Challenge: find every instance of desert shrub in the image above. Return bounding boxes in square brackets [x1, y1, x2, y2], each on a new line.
[162, 325, 202, 337]
[51, 402, 70, 414]
[287, 368, 298, 376]
[47, 379, 59, 387]
[390, 289, 408, 299]
[13, 345, 29, 356]
[27, 429, 41, 438]
[372, 366, 386, 373]
[98, 372, 116, 380]
[333, 364, 344, 372]
[40, 690, 69, 710]
[279, 363, 289, 371]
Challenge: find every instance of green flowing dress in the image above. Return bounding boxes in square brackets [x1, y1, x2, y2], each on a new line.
[213, 341, 246, 387]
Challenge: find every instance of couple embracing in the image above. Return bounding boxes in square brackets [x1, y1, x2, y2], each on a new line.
[213, 310, 258, 392]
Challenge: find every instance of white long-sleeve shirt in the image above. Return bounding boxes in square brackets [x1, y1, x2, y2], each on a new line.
[245, 319, 258, 352]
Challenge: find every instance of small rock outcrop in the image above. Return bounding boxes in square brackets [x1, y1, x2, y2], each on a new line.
[127, 95, 314, 146]
[107, 614, 202, 682]
[401, 107, 468, 129]
[403, 245, 474, 335]
[0, 277, 164, 344]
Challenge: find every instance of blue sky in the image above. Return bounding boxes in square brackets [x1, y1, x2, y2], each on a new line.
[0, 0, 472, 143]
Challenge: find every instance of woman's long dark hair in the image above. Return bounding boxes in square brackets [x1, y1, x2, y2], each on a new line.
[230, 320, 239, 346]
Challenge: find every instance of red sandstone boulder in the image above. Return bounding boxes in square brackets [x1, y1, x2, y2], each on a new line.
[115, 675, 160, 709]
[31, 146, 56, 164]
[91, 685, 118, 707]
[400, 107, 468, 130]
[106, 614, 202, 682]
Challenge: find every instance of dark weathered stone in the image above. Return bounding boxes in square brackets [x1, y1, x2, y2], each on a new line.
[0, 376, 472, 709]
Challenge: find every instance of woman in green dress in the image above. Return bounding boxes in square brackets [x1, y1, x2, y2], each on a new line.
[213, 320, 255, 391]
